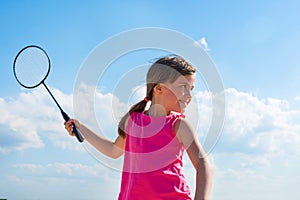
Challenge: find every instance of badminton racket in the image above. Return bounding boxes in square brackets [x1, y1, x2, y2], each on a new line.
[13, 45, 84, 143]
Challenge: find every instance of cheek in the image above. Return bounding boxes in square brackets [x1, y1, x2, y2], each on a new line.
[163, 86, 183, 101]
[169, 90, 184, 102]
[173, 89, 185, 98]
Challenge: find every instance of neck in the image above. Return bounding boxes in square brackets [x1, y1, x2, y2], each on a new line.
[146, 103, 169, 117]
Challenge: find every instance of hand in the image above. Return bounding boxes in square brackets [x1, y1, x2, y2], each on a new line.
[64, 119, 77, 137]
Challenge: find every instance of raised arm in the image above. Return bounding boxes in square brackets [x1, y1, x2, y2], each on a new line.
[174, 118, 213, 200]
[65, 119, 125, 159]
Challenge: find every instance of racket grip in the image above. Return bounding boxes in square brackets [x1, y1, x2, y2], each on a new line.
[61, 110, 85, 143]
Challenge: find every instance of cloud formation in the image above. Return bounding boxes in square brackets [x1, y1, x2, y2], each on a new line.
[0, 87, 81, 153]
[1, 86, 300, 199]
[1, 86, 300, 159]
[193, 37, 210, 51]
[218, 88, 300, 156]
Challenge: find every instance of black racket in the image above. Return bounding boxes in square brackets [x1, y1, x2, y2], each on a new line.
[13, 45, 84, 143]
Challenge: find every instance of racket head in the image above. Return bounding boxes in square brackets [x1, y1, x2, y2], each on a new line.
[13, 45, 51, 89]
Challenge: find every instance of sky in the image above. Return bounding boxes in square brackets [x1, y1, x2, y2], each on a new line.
[1, 0, 300, 199]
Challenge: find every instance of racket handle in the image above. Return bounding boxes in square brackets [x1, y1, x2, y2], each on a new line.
[61, 110, 85, 143]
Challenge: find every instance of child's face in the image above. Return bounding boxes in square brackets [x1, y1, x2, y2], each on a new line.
[160, 74, 196, 113]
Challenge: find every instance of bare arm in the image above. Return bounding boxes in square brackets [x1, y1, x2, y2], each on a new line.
[65, 119, 125, 159]
[175, 118, 213, 200]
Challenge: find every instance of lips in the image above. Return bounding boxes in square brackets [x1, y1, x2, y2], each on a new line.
[178, 100, 189, 108]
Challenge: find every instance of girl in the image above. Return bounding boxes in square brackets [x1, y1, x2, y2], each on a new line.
[65, 56, 213, 200]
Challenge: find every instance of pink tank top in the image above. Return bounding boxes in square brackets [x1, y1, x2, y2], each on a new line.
[118, 112, 192, 200]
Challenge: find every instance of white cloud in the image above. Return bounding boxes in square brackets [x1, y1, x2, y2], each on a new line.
[0, 88, 49, 153]
[13, 162, 105, 178]
[2, 86, 300, 200]
[193, 37, 210, 51]
[2, 86, 300, 161]
[73, 83, 128, 140]
[210, 152, 300, 200]
[295, 96, 300, 101]
[214, 88, 300, 156]
[0, 87, 83, 153]
[0, 84, 129, 154]
[4, 162, 121, 200]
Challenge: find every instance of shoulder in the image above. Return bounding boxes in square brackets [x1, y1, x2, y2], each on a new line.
[174, 117, 196, 145]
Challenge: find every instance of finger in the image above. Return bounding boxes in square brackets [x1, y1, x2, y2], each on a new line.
[64, 119, 73, 126]
[63, 119, 78, 138]
[69, 124, 75, 136]
[64, 122, 74, 133]
[68, 124, 74, 132]
[64, 119, 75, 129]
[64, 123, 72, 130]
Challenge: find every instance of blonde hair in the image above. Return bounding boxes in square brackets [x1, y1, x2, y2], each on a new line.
[118, 56, 196, 138]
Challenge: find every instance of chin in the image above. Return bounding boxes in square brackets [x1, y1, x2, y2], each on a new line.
[178, 105, 187, 113]
[173, 107, 185, 113]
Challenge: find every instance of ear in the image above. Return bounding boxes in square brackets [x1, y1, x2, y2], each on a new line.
[153, 84, 163, 94]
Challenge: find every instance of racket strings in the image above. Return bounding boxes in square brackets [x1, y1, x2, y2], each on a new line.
[14, 47, 50, 88]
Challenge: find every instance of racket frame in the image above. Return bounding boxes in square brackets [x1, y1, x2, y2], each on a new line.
[13, 45, 51, 89]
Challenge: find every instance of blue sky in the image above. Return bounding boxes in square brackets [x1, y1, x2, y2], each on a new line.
[1, 0, 300, 199]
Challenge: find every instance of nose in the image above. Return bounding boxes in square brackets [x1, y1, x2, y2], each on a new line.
[185, 87, 192, 97]
[184, 89, 192, 103]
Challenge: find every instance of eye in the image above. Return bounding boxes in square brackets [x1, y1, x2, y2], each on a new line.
[180, 84, 192, 91]
[179, 85, 187, 89]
